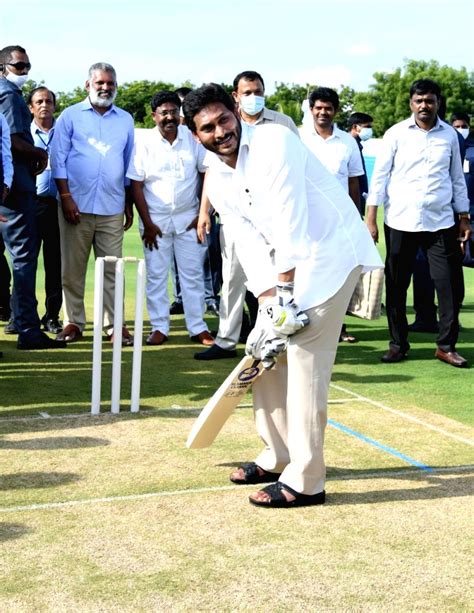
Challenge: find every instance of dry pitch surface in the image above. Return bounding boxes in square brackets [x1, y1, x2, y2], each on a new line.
[1, 386, 473, 611]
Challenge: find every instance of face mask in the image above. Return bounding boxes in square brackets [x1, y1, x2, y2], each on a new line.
[239, 94, 265, 117]
[456, 127, 469, 140]
[5, 71, 29, 89]
[359, 127, 373, 141]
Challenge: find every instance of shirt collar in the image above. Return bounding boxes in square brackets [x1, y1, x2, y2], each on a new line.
[407, 113, 444, 131]
[80, 97, 118, 115]
[31, 118, 55, 134]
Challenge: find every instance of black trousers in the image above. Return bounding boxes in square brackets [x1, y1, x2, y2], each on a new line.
[36, 196, 62, 321]
[384, 224, 464, 353]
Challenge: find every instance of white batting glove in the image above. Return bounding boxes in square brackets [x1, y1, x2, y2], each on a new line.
[260, 297, 310, 337]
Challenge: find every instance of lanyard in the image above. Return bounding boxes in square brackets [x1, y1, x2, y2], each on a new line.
[36, 128, 53, 151]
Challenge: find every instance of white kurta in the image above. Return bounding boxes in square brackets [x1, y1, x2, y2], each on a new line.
[127, 125, 209, 335]
[205, 123, 382, 494]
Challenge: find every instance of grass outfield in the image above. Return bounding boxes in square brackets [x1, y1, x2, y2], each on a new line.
[0, 224, 473, 610]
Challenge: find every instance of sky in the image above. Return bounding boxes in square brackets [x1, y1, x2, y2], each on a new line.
[1, 0, 473, 95]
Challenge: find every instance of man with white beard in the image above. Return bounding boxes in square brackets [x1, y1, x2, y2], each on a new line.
[51, 63, 135, 344]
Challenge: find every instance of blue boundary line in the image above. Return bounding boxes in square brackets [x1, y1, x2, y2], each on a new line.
[328, 418, 434, 473]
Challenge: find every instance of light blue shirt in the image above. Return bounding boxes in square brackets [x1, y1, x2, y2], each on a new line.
[1, 112, 13, 188]
[51, 98, 134, 215]
[30, 119, 57, 197]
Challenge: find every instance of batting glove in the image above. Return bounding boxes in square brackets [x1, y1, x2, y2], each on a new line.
[260, 297, 310, 337]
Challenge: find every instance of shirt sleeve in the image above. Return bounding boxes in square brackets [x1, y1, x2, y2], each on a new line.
[126, 138, 146, 182]
[0, 90, 24, 136]
[255, 128, 311, 272]
[366, 128, 397, 208]
[1, 114, 13, 187]
[50, 110, 73, 180]
[348, 137, 364, 178]
[123, 115, 135, 187]
[450, 132, 470, 213]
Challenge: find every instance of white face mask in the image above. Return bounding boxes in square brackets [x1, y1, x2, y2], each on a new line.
[239, 94, 265, 117]
[456, 127, 469, 140]
[359, 127, 373, 141]
[5, 71, 29, 89]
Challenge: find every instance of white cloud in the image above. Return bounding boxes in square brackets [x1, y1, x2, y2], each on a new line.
[345, 43, 377, 57]
[289, 65, 353, 88]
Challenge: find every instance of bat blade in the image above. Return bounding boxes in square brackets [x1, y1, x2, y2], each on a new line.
[186, 355, 264, 449]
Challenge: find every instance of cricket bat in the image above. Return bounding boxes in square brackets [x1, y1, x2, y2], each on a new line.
[186, 355, 264, 449]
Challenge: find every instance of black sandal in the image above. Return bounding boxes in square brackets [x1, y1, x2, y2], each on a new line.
[249, 482, 326, 508]
[230, 462, 281, 485]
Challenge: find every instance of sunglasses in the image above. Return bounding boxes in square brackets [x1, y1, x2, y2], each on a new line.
[7, 61, 31, 71]
[155, 109, 180, 117]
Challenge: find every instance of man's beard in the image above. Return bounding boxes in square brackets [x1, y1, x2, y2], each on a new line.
[89, 89, 117, 108]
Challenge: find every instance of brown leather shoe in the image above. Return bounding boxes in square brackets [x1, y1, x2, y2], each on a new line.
[381, 348, 407, 363]
[190, 331, 215, 346]
[56, 323, 82, 343]
[146, 330, 168, 346]
[435, 349, 468, 368]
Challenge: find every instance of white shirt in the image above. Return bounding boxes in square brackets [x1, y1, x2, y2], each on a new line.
[205, 123, 382, 310]
[127, 125, 208, 233]
[246, 107, 300, 137]
[300, 124, 364, 190]
[366, 115, 470, 232]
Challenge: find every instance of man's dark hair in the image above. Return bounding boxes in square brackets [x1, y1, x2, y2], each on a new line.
[175, 86, 192, 100]
[232, 70, 265, 92]
[26, 86, 56, 107]
[151, 90, 181, 112]
[183, 83, 236, 132]
[0, 45, 27, 65]
[450, 111, 470, 124]
[409, 78, 441, 100]
[348, 112, 373, 128]
[308, 87, 339, 111]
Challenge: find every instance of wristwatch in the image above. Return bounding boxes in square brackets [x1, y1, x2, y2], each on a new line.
[459, 212, 471, 221]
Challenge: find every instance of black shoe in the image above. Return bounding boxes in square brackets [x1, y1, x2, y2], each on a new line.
[194, 344, 237, 360]
[43, 318, 63, 334]
[169, 301, 184, 315]
[381, 348, 408, 363]
[4, 318, 18, 335]
[407, 321, 439, 333]
[17, 331, 68, 350]
[206, 299, 219, 315]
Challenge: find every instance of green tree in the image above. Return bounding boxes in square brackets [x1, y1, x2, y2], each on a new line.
[353, 59, 474, 136]
[266, 83, 308, 125]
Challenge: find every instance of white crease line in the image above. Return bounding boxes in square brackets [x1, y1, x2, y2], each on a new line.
[330, 383, 474, 447]
[1, 464, 472, 514]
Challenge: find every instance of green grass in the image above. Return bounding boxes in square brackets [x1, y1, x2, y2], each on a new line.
[0, 222, 472, 611]
[1, 221, 473, 425]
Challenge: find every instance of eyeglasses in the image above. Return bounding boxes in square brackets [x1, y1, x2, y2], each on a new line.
[7, 61, 32, 71]
[155, 109, 179, 117]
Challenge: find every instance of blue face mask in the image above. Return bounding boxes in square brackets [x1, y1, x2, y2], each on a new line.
[359, 127, 373, 141]
[240, 94, 265, 117]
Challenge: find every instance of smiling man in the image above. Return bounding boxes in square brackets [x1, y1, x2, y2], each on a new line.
[366, 79, 471, 368]
[184, 84, 381, 508]
[127, 90, 213, 346]
[51, 62, 135, 345]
